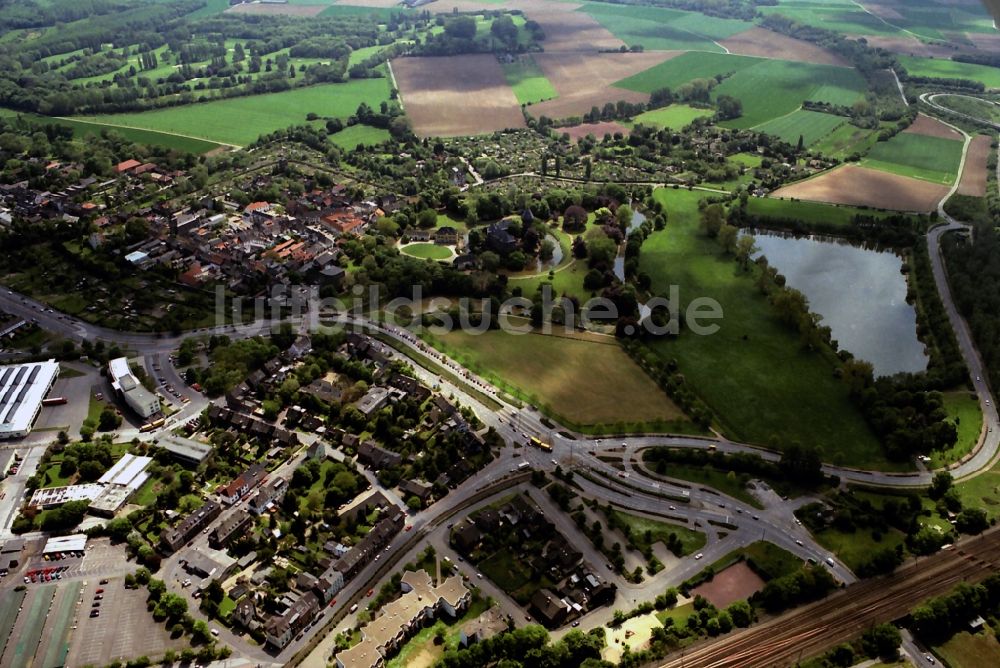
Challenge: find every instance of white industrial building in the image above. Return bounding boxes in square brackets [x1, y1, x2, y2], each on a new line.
[30, 453, 153, 517]
[0, 360, 60, 439]
[90, 453, 153, 517]
[43, 534, 87, 555]
[108, 357, 160, 419]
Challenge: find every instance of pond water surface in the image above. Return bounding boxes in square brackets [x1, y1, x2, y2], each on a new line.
[750, 231, 928, 377]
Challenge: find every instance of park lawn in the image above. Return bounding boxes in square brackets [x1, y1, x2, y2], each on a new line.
[509, 260, 590, 303]
[610, 509, 707, 557]
[640, 187, 891, 468]
[934, 628, 1000, 668]
[930, 391, 983, 469]
[632, 104, 713, 130]
[863, 132, 964, 185]
[502, 57, 557, 106]
[401, 243, 452, 260]
[425, 328, 692, 431]
[656, 602, 695, 627]
[746, 197, 901, 226]
[812, 525, 906, 572]
[330, 124, 391, 149]
[753, 109, 847, 147]
[899, 56, 1000, 89]
[69, 78, 392, 146]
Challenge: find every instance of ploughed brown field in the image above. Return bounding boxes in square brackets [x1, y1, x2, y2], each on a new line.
[861, 35, 960, 58]
[719, 27, 850, 67]
[770, 165, 950, 213]
[957, 134, 992, 197]
[225, 3, 326, 17]
[561, 121, 630, 142]
[904, 113, 964, 141]
[392, 55, 526, 137]
[690, 562, 766, 609]
[529, 8, 623, 53]
[530, 51, 678, 120]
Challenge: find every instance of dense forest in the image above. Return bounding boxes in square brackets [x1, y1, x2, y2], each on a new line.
[944, 225, 1000, 391]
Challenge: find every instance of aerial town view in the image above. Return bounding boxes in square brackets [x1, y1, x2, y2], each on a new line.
[1, 1, 1000, 667]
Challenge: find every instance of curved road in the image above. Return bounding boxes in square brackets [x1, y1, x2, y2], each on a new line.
[1, 103, 997, 487]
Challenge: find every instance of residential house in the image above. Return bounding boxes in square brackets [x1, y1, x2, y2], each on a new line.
[356, 441, 402, 471]
[160, 501, 221, 553]
[220, 463, 267, 506]
[209, 511, 253, 549]
[264, 592, 320, 649]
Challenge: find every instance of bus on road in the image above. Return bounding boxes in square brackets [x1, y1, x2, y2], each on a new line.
[529, 436, 552, 451]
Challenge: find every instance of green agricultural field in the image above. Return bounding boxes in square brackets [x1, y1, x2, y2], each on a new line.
[746, 198, 901, 226]
[424, 329, 692, 432]
[759, 0, 903, 37]
[70, 78, 392, 146]
[753, 109, 847, 147]
[863, 132, 964, 185]
[501, 57, 557, 106]
[632, 104, 713, 129]
[930, 391, 983, 469]
[618, 54, 866, 129]
[578, 2, 749, 51]
[640, 188, 890, 468]
[616, 52, 759, 93]
[400, 243, 452, 260]
[330, 123, 390, 149]
[899, 56, 1000, 90]
[715, 59, 865, 128]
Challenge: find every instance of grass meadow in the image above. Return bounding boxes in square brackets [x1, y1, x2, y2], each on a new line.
[70, 78, 392, 146]
[424, 328, 692, 431]
[639, 187, 890, 467]
[745, 197, 902, 225]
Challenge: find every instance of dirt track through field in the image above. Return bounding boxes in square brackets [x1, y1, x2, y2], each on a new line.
[770, 165, 950, 212]
[720, 27, 850, 67]
[957, 134, 992, 197]
[225, 3, 326, 16]
[531, 51, 679, 120]
[904, 113, 964, 141]
[392, 55, 526, 137]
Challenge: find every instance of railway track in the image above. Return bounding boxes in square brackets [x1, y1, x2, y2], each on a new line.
[656, 529, 1000, 668]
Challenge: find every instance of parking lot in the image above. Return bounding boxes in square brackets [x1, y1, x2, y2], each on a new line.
[66, 577, 187, 666]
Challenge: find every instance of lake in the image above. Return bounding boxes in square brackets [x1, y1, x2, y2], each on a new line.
[750, 232, 928, 377]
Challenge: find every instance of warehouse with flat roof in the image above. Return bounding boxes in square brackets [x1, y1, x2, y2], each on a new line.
[0, 360, 60, 439]
[108, 357, 160, 419]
